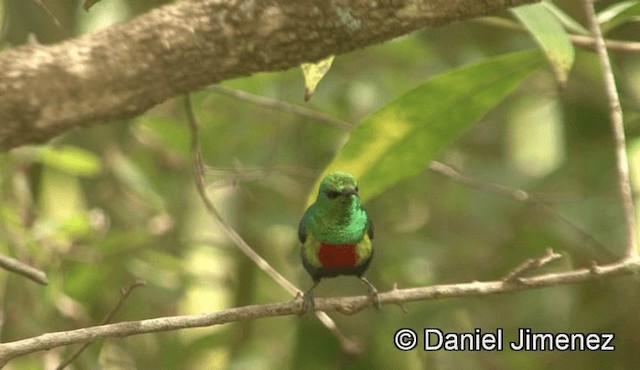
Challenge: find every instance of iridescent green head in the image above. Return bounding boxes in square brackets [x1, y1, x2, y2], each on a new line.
[317, 171, 359, 205]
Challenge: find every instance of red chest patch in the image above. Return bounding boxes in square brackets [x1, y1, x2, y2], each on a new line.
[318, 243, 358, 269]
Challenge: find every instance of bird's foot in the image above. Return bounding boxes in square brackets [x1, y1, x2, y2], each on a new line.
[301, 291, 315, 315]
[360, 277, 382, 312]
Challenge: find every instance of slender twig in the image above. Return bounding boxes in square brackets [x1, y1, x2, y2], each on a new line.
[429, 161, 531, 202]
[501, 248, 563, 283]
[477, 17, 640, 53]
[207, 86, 353, 130]
[1, 257, 639, 366]
[183, 95, 354, 351]
[203, 165, 317, 190]
[0, 254, 48, 285]
[55, 280, 146, 370]
[31, 0, 62, 28]
[428, 161, 615, 258]
[570, 34, 640, 53]
[583, 0, 638, 259]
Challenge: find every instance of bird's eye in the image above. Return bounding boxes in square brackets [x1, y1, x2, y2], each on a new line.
[355, 186, 359, 193]
[326, 190, 340, 199]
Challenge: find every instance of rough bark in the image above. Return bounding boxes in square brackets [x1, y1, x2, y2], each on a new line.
[0, 0, 539, 151]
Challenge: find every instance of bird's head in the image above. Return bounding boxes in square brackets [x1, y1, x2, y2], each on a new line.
[317, 171, 360, 206]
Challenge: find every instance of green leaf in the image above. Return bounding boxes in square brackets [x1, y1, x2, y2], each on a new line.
[309, 50, 544, 204]
[38, 146, 102, 177]
[512, 4, 574, 85]
[541, 1, 590, 35]
[301, 55, 335, 101]
[597, 0, 640, 34]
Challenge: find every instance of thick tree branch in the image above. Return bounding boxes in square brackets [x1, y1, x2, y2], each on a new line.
[1, 257, 639, 366]
[0, 0, 539, 151]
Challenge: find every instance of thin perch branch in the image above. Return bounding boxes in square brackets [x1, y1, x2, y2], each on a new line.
[583, 0, 638, 258]
[1, 257, 639, 366]
[0, 254, 48, 285]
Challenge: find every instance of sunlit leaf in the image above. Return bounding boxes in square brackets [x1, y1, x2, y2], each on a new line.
[39, 146, 102, 177]
[512, 4, 574, 85]
[309, 50, 544, 204]
[301, 55, 335, 101]
[597, 0, 639, 23]
[597, 0, 640, 33]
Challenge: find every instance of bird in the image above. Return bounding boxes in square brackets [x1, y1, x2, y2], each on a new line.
[298, 171, 380, 313]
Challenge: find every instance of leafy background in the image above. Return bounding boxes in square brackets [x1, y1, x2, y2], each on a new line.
[2, 0, 640, 369]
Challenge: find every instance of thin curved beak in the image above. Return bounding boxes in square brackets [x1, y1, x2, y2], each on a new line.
[342, 188, 359, 197]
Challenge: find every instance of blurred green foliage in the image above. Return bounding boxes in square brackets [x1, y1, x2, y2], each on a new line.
[2, 0, 640, 369]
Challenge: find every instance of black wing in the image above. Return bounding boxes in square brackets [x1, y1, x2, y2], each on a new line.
[298, 211, 308, 243]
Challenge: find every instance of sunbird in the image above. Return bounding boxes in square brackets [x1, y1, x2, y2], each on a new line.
[298, 171, 380, 313]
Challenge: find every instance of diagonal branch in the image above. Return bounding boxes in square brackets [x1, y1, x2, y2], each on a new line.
[0, 254, 48, 285]
[1, 257, 639, 366]
[428, 161, 615, 258]
[583, 0, 638, 259]
[183, 95, 356, 352]
[0, 0, 540, 151]
[55, 280, 146, 370]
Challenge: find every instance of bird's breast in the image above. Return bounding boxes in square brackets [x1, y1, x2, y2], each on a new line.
[318, 243, 358, 269]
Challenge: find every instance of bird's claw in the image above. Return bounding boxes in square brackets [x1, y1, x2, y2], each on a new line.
[367, 285, 382, 312]
[301, 291, 315, 315]
[361, 277, 382, 312]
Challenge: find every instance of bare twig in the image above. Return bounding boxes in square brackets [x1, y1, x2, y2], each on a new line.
[0, 254, 48, 285]
[55, 280, 146, 370]
[569, 34, 640, 53]
[207, 86, 353, 130]
[184, 94, 299, 294]
[502, 248, 563, 283]
[478, 17, 640, 53]
[1, 257, 639, 365]
[31, 0, 62, 28]
[583, 0, 638, 259]
[429, 161, 531, 202]
[428, 161, 615, 259]
[183, 95, 354, 351]
[203, 165, 317, 190]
